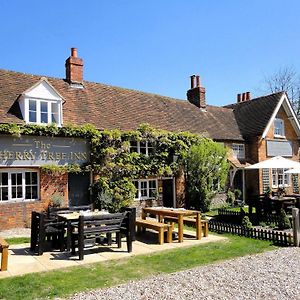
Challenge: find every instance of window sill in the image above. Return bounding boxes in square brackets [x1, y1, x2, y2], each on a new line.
[274, 134, 286, 139]
[0, 199, 40, 204]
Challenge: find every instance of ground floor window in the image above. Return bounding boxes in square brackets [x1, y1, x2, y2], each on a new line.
[0, 170, 39, 202]
[133, 179, 157, 200]
[271, 168, 290, 188]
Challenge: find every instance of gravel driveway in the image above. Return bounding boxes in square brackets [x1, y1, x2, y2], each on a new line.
[66, 247, 300, 300]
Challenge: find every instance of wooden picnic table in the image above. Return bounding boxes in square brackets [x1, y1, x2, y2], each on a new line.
[142, 207, 202, 243]
[57, 210, 109, 251]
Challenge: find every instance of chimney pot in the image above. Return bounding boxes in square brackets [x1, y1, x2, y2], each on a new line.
[195, 75, 200, 87]
[237, 93, 242, 103]
[242, 93, 246, 102]
[71, 47, 77, 57]
[246, 91, 251, 100]
[190, 75, 196, 89]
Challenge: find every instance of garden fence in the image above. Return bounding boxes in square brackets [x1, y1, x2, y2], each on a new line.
[208, 219, 293, 246]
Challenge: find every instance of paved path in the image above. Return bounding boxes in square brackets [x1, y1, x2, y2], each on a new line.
[0, 231, 225, 278]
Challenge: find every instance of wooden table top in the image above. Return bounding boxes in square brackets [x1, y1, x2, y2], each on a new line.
[142, 207, 200, 217]
[57, 210, 109, 220]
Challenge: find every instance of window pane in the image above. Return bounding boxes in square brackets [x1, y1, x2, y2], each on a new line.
[25, 172, 31, 184]
[41, 102, 48, 113]
[11, 186, 16, 198]
[17, 186, 22, 198]
[31, 172, 37, 184]
[51, 103, 58, 123]
[25, 186, 31, 199]
[0, 173, 8, 185]
[32, 186, 38, 199]
[29, 100, 36, 111]
[29, 111, 37, 122]
[149, 180, 156, 189]
[11, 173, 16, 185]
[1, 187, 8, 201]
[17, 173, 22, 184]
[41, 112, 48, 123]
[130, 141, 138, 153]
[140, 141, 147, 154]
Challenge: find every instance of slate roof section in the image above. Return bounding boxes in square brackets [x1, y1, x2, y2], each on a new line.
[0, 69, 244, 141]
[224, 92, 284, 138]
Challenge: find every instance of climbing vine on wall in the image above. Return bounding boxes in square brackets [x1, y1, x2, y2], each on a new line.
[0, 123, 228, 211]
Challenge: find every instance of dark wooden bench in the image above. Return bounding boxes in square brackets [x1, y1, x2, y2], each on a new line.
[0, 237, 9, 271]
[71, 212, 133, 260]
[164, 216, 209, 237]
[136, 219, 172, 244]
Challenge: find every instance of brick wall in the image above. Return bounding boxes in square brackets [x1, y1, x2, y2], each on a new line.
[255, 107, 300, 195]
[0, 170, 68, 230]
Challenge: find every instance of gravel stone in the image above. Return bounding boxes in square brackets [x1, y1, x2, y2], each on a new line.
[65, 247, 300, 300]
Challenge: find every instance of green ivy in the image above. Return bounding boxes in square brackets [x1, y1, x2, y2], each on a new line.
[0, 123, 228, 211]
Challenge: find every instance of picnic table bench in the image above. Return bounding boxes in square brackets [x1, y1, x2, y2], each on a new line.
[163, 216, 209, 237]
[71, 212, 133, 260]
[135, 219, 172, 245]
[0, 237, 9, 271]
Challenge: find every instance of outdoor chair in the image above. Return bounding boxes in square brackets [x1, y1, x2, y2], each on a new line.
[30, 211, 65, 255]
[71, 212, 133, 260]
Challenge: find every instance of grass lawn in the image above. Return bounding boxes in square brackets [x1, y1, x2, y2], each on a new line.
[204, 205, 256, 217]
[0, 234, 276, 300]
[5, 237, 30, 245]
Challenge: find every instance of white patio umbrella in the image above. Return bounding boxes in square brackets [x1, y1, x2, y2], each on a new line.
[284, 168, 300, 174]
[245, 156, 300, 170]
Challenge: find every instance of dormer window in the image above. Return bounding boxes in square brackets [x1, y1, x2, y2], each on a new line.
[274, 118, 285, 137]
[19, 78, 63, 126]
[28, 99, 60, 125]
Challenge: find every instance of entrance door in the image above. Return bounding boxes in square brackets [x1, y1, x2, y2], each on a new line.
[68, 172, 90, 207]
[162, 179, 174, 207]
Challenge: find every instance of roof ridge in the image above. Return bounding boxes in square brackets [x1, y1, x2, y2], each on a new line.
[0, 68, 190, 105]
[223, 91, 285, 108]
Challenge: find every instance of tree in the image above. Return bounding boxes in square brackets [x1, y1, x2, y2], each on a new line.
[183, 139, 229, 212]
[263, 66, 300, 117]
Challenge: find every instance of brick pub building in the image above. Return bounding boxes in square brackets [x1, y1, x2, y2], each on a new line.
[0, 48, 300, 229]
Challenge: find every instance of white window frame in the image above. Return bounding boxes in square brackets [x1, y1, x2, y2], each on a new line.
[130, 141, 154, 156]
[25, 98, 62, 126]
[0, 170, 39, 202]
[133, 179, 158, 200]
[271, 168, 290, 188]
[274, 118, 285, 137]
[232, 144, 245, 159]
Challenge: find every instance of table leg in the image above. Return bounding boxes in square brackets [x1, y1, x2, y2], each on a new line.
[178, 214, 183, 243]
[196, 212, 202, 240]
[66, 220, 72, 252]
[141, 209, 146, 220]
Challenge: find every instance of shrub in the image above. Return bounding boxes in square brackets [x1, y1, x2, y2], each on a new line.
[278, 209, 291, 229]
[242, 216, 252, 229]
[50, 192, 64, 207]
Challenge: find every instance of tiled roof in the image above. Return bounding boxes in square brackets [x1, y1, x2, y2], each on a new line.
[0, 69, 244, 141]
[224, 92, 284, 138]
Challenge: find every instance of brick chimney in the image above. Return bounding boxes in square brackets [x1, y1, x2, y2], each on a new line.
[187, 75, 206, 109]
[237, 91, 251, 103]
[65, 48, 83, 84]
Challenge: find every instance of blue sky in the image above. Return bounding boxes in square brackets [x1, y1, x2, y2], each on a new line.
[1, 0, 300, 105]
